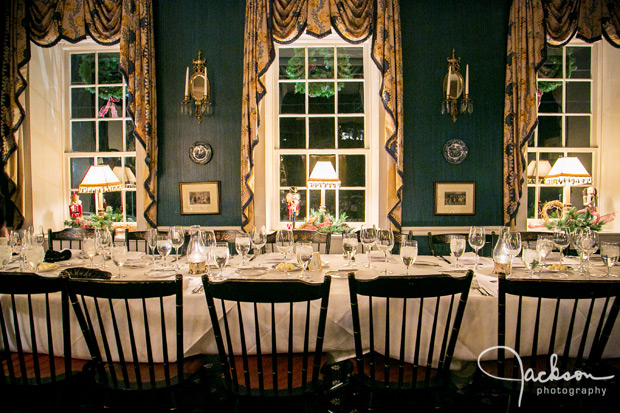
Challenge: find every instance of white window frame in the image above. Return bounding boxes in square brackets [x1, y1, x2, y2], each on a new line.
[264, 33, 380, 230]
[526, 40, 600, 225]
[63, 42, 137, 223]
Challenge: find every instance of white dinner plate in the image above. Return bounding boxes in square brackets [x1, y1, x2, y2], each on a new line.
[146, 269, 177, 278]
[236, 268, 267, 276]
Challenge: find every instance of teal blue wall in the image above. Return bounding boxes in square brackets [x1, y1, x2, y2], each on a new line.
[154, 0, 510, 227]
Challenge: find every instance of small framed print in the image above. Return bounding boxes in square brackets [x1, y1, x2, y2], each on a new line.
[434, 182, 475, 215]
[179, 181, 221, 215]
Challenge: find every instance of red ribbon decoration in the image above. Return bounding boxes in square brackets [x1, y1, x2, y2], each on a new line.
[98, 96, 120, 118]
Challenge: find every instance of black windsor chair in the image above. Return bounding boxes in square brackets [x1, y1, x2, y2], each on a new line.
[47, 227, 96, 251]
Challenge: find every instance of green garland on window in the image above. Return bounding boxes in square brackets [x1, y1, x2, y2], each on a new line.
[78, 55, 124, 100]
[538, 51, 578, 93]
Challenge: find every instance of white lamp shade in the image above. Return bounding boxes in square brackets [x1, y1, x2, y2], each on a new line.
[307, 161, 341, 189]
[113, 166, 137, 186]
[543, 157, 592, 185]
[79, 165, 123, 193]
[527, 160, 552, 178]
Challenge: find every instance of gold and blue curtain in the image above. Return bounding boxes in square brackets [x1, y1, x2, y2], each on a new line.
[503, 0, 620, 225]
[1, 0, 157, 228]
[241, 0, 404, 232]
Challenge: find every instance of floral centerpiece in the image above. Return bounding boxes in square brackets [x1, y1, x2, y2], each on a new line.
[541, 201, 615, 232]
[64, 207, 134, 230]
[296, 209, 350, 234]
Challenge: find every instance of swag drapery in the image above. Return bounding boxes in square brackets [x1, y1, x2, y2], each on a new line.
[503, 0, 620, 225]
[240, 0, 404, 232]
[1, 0, 157, 228]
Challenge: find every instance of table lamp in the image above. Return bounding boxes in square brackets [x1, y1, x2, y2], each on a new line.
[79, 165, 123, 217]
[543, 156, 592, 213]
[307, 161, 340, 213]
[113, 166, 137, 188]
[526, 160, 552, 184]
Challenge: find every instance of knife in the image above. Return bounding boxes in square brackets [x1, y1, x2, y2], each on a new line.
[439, 256, 451, 264]
[248, 254, 258, 262]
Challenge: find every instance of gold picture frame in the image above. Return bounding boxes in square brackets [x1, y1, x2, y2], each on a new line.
[179, 181, 221, 215]
[434, 182, 475, 215]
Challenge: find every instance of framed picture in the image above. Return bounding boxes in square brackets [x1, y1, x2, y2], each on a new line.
[179, 181, 221, 215]
[434, 182, 475, 215]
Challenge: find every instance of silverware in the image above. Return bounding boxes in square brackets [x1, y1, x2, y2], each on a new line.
[192, 285, 204, 294]
[439, 256, 451, 264]
[248, 254, 258, 262]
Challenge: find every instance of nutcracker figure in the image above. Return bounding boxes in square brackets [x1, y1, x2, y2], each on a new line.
[286, 187, 301, 229]
[69, 192, 83, 218]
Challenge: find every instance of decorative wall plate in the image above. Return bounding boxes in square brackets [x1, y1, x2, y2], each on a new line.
[443, 139, 468, 164]
[189, 141, 213, 165]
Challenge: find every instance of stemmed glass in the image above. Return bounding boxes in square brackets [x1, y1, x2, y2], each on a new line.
[536, 235, 554, 267]
[82, 237, 97, 267]
[553, 229, 570, 265]
[376, 228, 394, 275]
[400, 240, 418, 275]
[146, 228, 158, 266]
[111, 244, 127, 278]
[600, 242, 619, 277]
[521, 241, 540, 278]
[251, 226, 267, 258]
[25, 244, 45, 272]
[360, 227, 377, 268]
[296, 242, 314, 280]
[212, 242, 230, 280]
[202, 230, 216, 275]
[156, 236, 172, 266]
[235, 233, 251, 266]
[468, 227, 485, 269]
[33, 226, 45, 246]
[9, 230, 22, 265]
[342, 233, 358, 267]
[450, 235, 466, 268]
[276, 229, 294, 261]
[169, 226, 185, 269]
[96, 228, 112, 269]
[504, 231, 522, 273]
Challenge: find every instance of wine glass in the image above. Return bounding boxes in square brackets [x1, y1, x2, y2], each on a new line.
[468, 227, 485, 269]
[296, 242, 314, 280]
[342, 233, 358, 267]
[82, 237, 97, 267]
[235, 233, 251, 266]
[584, 230, 600, 276]
[9, 230, 22, 265]
[156, 236, 172, 266]
[96, 228, 112, 269]
[600, 242, 619, 277]
[536, 235, 554, 267]
[553, 228, 570, 265]
[360, 227, 377, 268]
[25, 244, 45, 272]
[111, 244, 127, 278]
[376, 228, 394, 275]
[169, 226, 185, 269]
[400, 240, 418, 275]
[251, 226, 267, 258]
[212, 242, 230, 280]
[521, 241, 540, 278]
[504, 231, 522, 274]
[276, 229, 294, 261]
[33, 226, 45, 246]
[202, 230, 217, 275]
[450, 235, 466, 268]
[146, 228, 158, 266]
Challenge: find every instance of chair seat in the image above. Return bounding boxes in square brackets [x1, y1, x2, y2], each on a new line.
[1, 352, 87, 385]
[352, 352, 441, 390]
[90, 355, 206, 391]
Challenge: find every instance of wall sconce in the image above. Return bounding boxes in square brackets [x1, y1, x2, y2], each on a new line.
[181, 50, 212, 124]
[441, 49, 472, 123]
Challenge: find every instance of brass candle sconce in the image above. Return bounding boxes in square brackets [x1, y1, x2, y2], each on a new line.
[441, 49, 472, 123]
[181, 50, 212, 124]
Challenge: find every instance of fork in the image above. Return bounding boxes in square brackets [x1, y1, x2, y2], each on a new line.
[471, 277, 491, 296]
[192, 285, 204, 294]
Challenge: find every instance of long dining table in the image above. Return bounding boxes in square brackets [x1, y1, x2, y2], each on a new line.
[2, 250, 619, 369]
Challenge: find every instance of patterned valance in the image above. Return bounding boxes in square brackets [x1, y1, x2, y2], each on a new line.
[1, 0, 157, 228]
[503, 0, 620, 226]
[241, 0, 403, 232]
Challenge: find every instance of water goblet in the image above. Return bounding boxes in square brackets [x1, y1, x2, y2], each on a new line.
[360, 227, 377, 268]
[450, 235, 466, 268]
[251, 226, 267, 257]
[468, 226, 485, 269]
[553, 229, 570, 265]
[504, 231, 522, 275]
[376, 228, 394, 275]
[111, 244, 128, 278]
[96, 228, 112, 269]
[600, 242, 619, 277]
[82, 237, 97, 267]
[400, 240, 418, 275]
[276, 229, 294, 261]
[342, 233, 358, 267]
[521, 241, 540, 278]
[146, 228, 158, 266]
[156, 237, 173, 266]
[584, 230, 600, 276]
[25, 244, 45, 272]
[296, 242, 314, 280]
[169, 226, 185, 269]
[536, 235, 554, 267]
[212, 242, 230, 280]
[9, 230, 22, 265]
[235, 233, 251, 266]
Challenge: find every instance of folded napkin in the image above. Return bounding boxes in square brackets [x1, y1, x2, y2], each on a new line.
[59, 267, 111, 280]
[44, 249, 72, 263]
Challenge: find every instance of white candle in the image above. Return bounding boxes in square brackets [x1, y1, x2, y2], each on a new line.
[446, 67, 451, 98]
[184, 67, 189, 96]
[203, 67, 207, 98]
[465, 64, 469, 96]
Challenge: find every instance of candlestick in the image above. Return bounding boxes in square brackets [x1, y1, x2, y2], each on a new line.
[204, 69, 207, 98]
[465, 64, 469, 95]
[184, 67, 189, 96]
[446, 67, 452, 98]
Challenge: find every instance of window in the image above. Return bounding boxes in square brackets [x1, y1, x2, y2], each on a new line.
[67, 50, 136, 222]
[269, 37, 376, 228]
[527, 42, 597, 220]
